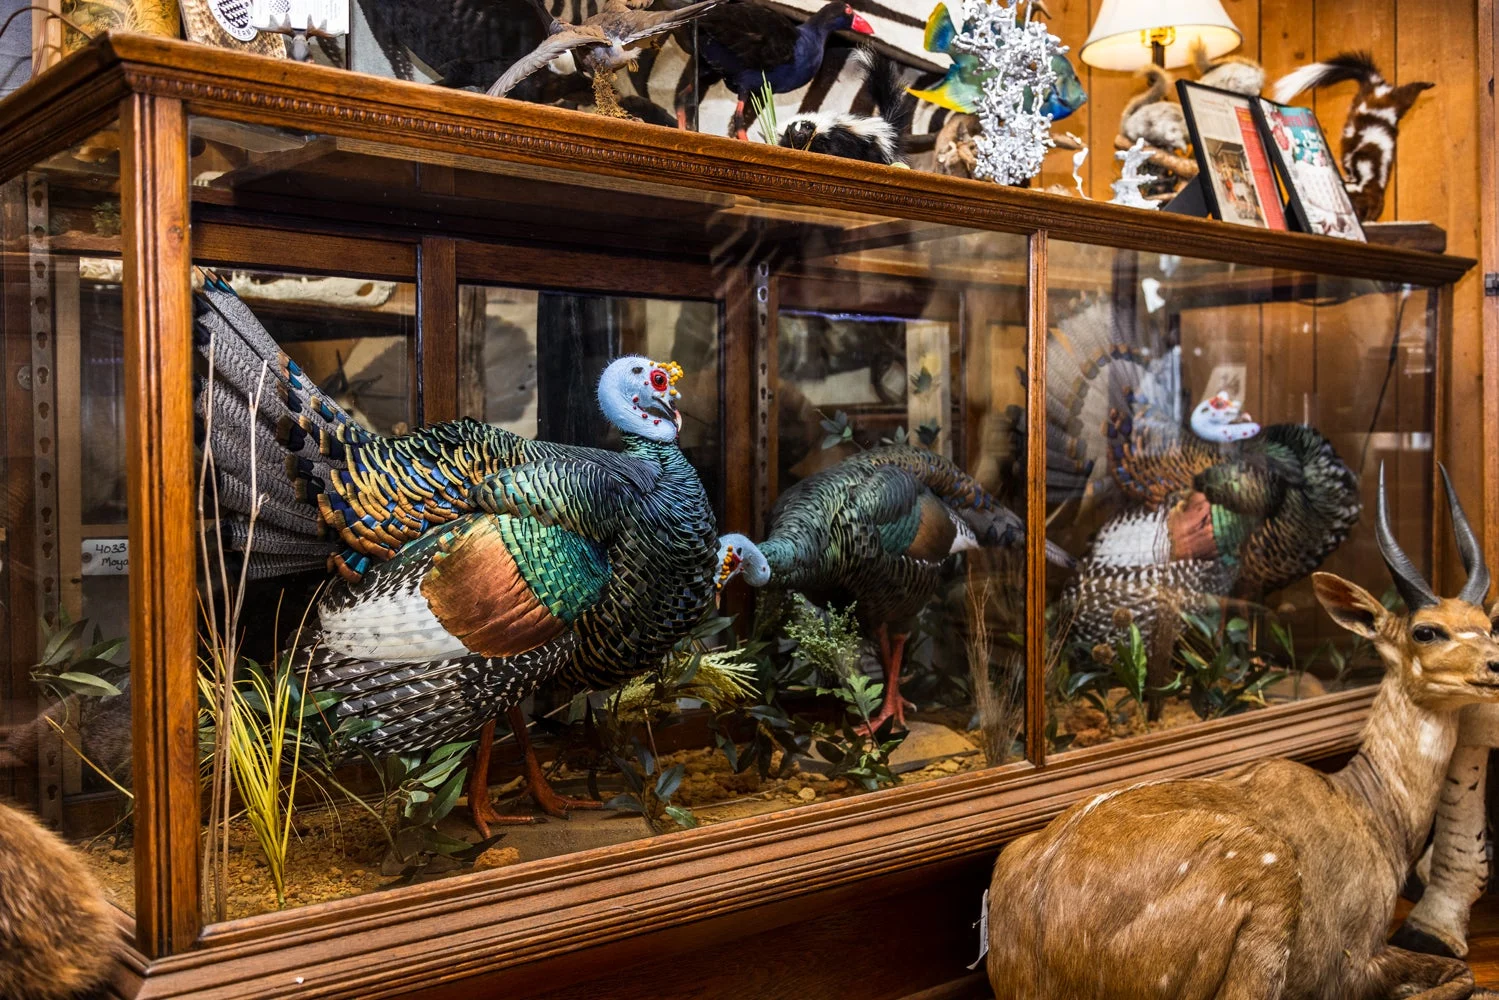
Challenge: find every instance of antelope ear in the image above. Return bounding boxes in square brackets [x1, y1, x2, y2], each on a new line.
[1313, 571, 1387, 638]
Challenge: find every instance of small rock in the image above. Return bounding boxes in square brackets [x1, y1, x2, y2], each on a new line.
[807, 772, 828, 783]
[329, 866, 342, 876]
[785, 779, 804, 793]
[473, 846, 522, 871]
[796, 787, 817, 802]
[937, 759, 962, 774]
[107, 849, 127, 864]
[830, 779, 850, 792]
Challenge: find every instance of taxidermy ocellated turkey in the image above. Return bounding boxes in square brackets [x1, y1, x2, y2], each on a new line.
[751, 445, 1069, 731]
[1039, 300, 1362, 681]
[194, 278, 720, 833]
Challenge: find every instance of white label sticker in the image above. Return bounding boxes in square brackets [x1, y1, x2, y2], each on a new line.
[81, 538, 129, 576]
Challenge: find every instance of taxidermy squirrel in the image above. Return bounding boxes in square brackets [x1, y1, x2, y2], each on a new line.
[0, 799, 117, 1000]
[1119, 65, 1188, 152]
[1191, 37, 1264, 96]
[1271, 52, 1432, 220]
[778, 48, 914, 166]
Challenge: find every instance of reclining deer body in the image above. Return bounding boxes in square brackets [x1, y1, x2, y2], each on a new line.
[987, 469, 1499, 1000]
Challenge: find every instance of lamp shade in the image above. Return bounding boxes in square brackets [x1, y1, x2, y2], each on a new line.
[1080, 0, 1241, 71]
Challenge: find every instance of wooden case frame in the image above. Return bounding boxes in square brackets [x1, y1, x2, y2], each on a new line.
[0, 34, 1477, 999]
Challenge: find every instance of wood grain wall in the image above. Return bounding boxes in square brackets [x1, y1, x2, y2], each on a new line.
[1037, 0, 1485, 591]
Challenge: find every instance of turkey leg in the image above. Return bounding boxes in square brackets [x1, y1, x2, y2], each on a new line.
[465, 719, 544, 838]
[860, 625, 915, 735]
[508, 704, 602, 820]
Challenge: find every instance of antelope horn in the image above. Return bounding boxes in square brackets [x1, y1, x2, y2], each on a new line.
[1376, 463, 1438, 611]
[1440, 464, 1491, 604]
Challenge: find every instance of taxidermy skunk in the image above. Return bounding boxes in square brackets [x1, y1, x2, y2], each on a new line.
[1271, 51, 1432, 221]
[778, 48, 914, 166]
[1191, 38, 1264, 96]
[1119, 65, 1188, 152]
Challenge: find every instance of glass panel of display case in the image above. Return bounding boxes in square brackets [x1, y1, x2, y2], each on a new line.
[456, 286, 722, 506]
[0, 131, 135, 915]
[1043, 241, 1434, 754]
[180, 117, 1033, 919]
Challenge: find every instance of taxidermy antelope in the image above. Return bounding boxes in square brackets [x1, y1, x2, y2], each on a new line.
[986, 466, 1499, 1000]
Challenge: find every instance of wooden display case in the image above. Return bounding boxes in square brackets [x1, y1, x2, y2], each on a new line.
[0, 34, 1479, 1000]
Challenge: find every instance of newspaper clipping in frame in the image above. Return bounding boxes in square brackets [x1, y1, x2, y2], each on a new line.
[1260, 101, 1366, 241]
[1184, 87, 1287, 230]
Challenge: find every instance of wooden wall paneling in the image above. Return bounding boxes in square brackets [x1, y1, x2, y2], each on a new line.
[1481, 0, 1499, 584]
[1396, 0, 1484, 594]
[1037, 0, 1092, 194]
[1313, 0, 1397, 221]
[418, 236, 458, 425]
[120, 92, 200, 957]
[1024, 231, 1047, 765]
[0, 176, 35, 806]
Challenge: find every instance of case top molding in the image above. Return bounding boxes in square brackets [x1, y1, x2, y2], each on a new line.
[0, 32, 1475, 289]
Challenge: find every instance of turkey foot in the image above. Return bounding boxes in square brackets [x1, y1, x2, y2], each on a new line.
[859, 627, 914, 736]
[466, 719, 545, 839]
[591, 70, 638, 120]
[510, 706, 602, 820]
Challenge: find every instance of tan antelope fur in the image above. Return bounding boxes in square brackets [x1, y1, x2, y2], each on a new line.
[0, 798, 118, 1000]
[986, 467, 1499, 1000]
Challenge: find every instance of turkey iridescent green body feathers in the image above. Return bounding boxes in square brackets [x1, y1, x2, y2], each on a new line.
[754, 445, 1056, 731]
[194, 279, 719, 823]
[1040, 299, 1362, 665]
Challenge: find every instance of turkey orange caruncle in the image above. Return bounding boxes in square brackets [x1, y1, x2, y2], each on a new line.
[194, 277, 719, 832]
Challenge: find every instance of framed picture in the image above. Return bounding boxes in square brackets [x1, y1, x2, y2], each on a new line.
[1254, 100, 1366, 241]
[1177, 81, 1288, 230]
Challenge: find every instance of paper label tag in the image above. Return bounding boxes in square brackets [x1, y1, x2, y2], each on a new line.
[81, 538, 129, 576]
[968, 888, 990, 970]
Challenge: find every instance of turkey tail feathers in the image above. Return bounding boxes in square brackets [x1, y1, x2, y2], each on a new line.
[194, 279, 350, 578]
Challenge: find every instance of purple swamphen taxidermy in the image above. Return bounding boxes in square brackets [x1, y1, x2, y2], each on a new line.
[675, 0, 874, 136]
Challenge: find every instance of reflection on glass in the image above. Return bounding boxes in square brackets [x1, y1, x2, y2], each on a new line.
[1043, 244, 1433, 753]
[1, 135, 134, 914]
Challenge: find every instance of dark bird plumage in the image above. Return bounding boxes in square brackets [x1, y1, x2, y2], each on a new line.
[678, 0, 874, 136]
[1036, 300, 1362, 685]
[194, 279, 719, 826]
[752, 445, 1060, 731]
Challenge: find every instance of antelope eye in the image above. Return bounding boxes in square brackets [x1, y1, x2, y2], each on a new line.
[1412, 625, 1447, 643]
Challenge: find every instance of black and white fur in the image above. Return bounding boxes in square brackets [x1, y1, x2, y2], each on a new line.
[777, 47, 914, 165]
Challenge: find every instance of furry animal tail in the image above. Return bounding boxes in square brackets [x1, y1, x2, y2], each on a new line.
[1270, 51, 1382, 103]
[1269, 51, 1431, 219]
[1121, 64, 1170, 119]
[0, 800, 117, 1000]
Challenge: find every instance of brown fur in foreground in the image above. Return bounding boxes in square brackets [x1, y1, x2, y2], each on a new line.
[0, 799, 117, 1000]
[987, 469, 1499, 999]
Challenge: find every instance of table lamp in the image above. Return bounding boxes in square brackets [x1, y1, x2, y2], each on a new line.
[1080, 0, 1241, 70]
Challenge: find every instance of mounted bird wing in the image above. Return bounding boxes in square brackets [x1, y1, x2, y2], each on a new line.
[693, 0, 801, 70]
[470, 453, 659, 540]
[316, 513, 610, 663]
[616, 0, 725, 45]
[487, 24, 610, 97]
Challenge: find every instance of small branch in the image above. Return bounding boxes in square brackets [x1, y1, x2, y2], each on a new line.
[1113, 134, 1199, 178]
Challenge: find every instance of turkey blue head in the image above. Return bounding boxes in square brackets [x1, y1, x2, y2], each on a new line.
[598, 355, 683, 443]
[1190, 391, 1261, 443]
[716, 534, 771, 589]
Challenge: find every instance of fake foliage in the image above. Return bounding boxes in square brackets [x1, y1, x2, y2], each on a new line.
[951, 0, 1065, 185]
